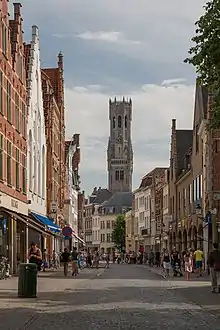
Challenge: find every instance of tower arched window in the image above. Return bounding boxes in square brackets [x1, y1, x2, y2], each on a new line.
[118, 115, 122, 128]
[125, 115, 127, 128]
[113, 116, 116, 129]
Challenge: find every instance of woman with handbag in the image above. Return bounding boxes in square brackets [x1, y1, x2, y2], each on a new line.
[28, 242, 42, 272]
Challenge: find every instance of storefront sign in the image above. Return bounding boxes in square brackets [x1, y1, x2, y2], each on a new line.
[11, 199, 18, 209]
[0, 194, 28, 215]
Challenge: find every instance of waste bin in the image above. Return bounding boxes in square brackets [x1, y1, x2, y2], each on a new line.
[18, 263, 37, 298]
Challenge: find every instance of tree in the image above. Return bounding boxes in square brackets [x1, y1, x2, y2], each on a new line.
[111, 214, 125, 251]
[184, 0, 220, 129]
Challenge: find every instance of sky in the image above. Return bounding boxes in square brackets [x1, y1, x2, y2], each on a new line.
[15, 0, 206, 194]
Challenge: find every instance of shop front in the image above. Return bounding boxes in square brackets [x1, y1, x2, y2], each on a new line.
[0, 194, 29, 274]
[30, 212, 61, 257]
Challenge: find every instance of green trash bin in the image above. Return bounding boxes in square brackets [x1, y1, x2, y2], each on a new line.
[18, 263, 37, 298]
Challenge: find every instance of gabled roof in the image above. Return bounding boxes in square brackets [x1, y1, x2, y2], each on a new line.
[101, 192, 132, 208]
[91, 189, 112, 205]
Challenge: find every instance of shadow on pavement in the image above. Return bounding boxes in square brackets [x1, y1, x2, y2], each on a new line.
[0, 286, 219, 329]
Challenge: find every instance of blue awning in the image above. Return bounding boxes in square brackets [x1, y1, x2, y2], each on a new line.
[31, 212, 61, 233]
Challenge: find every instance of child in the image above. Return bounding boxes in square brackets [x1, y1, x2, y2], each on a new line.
[184, 251, 193, 280]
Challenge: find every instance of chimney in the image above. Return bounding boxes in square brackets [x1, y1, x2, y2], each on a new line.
[58, 51, 63, 71]
[172, 118, 176, 131]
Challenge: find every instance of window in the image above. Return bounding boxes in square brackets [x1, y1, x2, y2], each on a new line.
[42, 145, 45, 198]
[120, 170, 124, 180]
[6, 81, 11, 122]
[196, 124, 199, 153]
[2, 24, 7, 55]
[107, 233, 111, 243]
[189, 184, 192, 204]
[21, 103, 26, 136]
[113, 116, 116, 129]
[17, 54, 22, 80]
[22, 154, 26, 194]
[0, 135, 3, 180]
[15, 148, 20, 190]
[0, 72, 3, 114]
[118, 115, 122, 128]
[15, 93, 20, 132]
[125, 115, 127, 128]
[6, 141, 11, 185]
[115, 170, 119, 181]
[107, 221, 110, 229]
[101, 234, 105, 242]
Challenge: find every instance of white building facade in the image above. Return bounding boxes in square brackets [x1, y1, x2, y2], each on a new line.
[63, 141, 79, 248]
[26, 26, 46, 216]
[92, 205, 100, 249]
[161, 182, 170, 250]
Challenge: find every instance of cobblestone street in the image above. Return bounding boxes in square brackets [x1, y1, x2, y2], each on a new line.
[0, 264, 220, 329]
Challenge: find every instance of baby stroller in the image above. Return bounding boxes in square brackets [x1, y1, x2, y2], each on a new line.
[173, 262, 183, 277]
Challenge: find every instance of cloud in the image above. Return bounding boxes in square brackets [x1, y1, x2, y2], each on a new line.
[76, 31, 141, 45]
[65, 82, 195, 191]
[162, 78, 186, 86]
[17, 0, 205, 193]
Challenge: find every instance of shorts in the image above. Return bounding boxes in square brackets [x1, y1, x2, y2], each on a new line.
[196, 261, 202, 269]
[163, 261, 171, 270]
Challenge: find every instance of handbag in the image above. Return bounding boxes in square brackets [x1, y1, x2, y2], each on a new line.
[214, 262, 220, 271]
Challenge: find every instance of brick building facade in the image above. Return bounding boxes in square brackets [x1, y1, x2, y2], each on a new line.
[0, 2, 28, 272]
[41, 53, 65, 251]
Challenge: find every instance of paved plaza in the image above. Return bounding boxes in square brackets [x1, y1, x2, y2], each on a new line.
[0, 264, 220, 329]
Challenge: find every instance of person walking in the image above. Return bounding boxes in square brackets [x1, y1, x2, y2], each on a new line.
[162, 249, 171, 278]
[62, 248, 70, 276]
[71, 247, 78, 276]
[208, 242, 220, 293]
[194, 247, 204, 277]
[105, 252, 110, 268]
[184, 251, 193, 281]
[28, 242, 42, 272]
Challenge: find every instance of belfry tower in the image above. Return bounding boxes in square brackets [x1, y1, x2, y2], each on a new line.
[107, 98, 133, 193]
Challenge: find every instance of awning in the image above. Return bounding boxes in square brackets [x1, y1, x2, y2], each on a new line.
[72, 232, 85, 245]
[31, 212, 61, 233]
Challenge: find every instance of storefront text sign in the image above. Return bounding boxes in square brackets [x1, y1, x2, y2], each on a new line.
[11, 199, 18, 209]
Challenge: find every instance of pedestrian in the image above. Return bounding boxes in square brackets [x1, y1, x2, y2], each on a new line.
[28, 242, 42, 272]
[42, 249, 47, 272]
[162, 249, 171, 278]
[71, 247, 78, 276]
[87, 251, 92, 268]
[62, 248, 70, 276]
[184, 251, 193, 281]
[105, 252, 110, 268]
[208, 242, 220, 293]
[194, 247, 204, 277]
